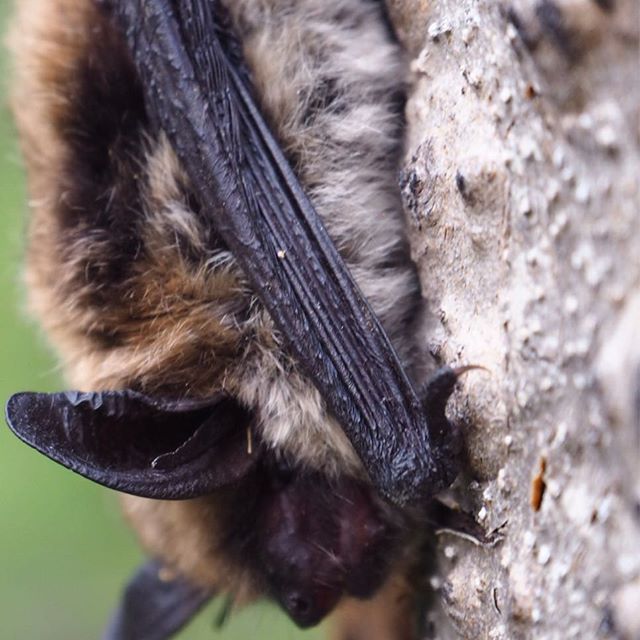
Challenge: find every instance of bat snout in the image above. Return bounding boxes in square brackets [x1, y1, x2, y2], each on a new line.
[282, 586, 342, 628]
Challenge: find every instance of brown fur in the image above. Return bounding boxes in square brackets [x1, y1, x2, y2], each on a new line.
[9, 0, 420, 634]
[331, 570, 417, 640]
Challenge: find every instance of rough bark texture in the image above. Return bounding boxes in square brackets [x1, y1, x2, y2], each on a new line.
[387, 1, 640, 638]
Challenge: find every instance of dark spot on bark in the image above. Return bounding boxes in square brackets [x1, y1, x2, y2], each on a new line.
[455, 171, 467, 196]
[400, 145, 436, 228]
[400, 168, 424, 227]
[530, 456, 547, 511]
[493, 587, 502, 615]
[598, 607, 617, 636]
[456, 171, 478, 205]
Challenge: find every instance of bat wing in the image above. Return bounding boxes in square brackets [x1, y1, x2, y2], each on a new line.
[102, 559, 213, 640]
[107, 0, 454, 506]
[5, 390, 257, 499]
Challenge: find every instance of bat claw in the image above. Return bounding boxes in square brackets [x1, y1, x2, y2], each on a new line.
[419, 364, 487, 492]
[424, 500, 506, 547]
[451, 364, 490, 378]
[421, 364, 486, 413]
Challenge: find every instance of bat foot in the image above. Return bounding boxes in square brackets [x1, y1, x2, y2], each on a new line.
[420, 364, 487, 415]
[419, 366, 485, 491]
[424, 500, 505, 547]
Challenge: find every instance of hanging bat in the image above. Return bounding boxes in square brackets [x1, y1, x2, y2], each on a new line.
[5, 0, 471, 637]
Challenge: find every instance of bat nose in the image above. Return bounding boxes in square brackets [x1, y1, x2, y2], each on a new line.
[287, 592, 311, 616]
[283, 587, 341, 628]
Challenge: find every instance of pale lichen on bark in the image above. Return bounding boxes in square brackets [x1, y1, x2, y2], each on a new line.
[388, 0, 640, 638]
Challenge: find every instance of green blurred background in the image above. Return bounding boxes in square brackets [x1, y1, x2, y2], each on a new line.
[0, 1, 322, 638]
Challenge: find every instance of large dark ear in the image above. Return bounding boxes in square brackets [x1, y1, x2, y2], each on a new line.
[102, 559, 213, 640]
[5, 390, 257, 499]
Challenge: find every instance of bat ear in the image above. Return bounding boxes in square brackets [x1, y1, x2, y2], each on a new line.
[102, 559, 213, 640]
[5, 390, 258, 499]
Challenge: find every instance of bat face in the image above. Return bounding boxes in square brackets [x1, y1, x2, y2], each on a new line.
[6, 0, 463, 635]
[255, 468, 399, 627]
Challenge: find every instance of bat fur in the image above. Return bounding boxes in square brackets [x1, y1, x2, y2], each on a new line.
[9, 0, 424, 631]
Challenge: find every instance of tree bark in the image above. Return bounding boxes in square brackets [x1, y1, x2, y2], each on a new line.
[387, 1, 640, 638]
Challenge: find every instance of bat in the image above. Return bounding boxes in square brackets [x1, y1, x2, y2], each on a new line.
[5, 0, 470, 637]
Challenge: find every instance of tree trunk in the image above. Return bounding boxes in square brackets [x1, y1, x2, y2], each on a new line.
[387, 0, 640, 638]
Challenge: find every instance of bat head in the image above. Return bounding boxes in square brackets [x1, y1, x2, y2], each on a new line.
[256, 467, 399, 627]
[5, 388, 402, 629]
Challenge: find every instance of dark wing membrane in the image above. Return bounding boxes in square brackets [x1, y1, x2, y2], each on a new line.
[108, 0, 445, 505]
[5, 390, 256, 499]
[102, 559, 213, 640]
